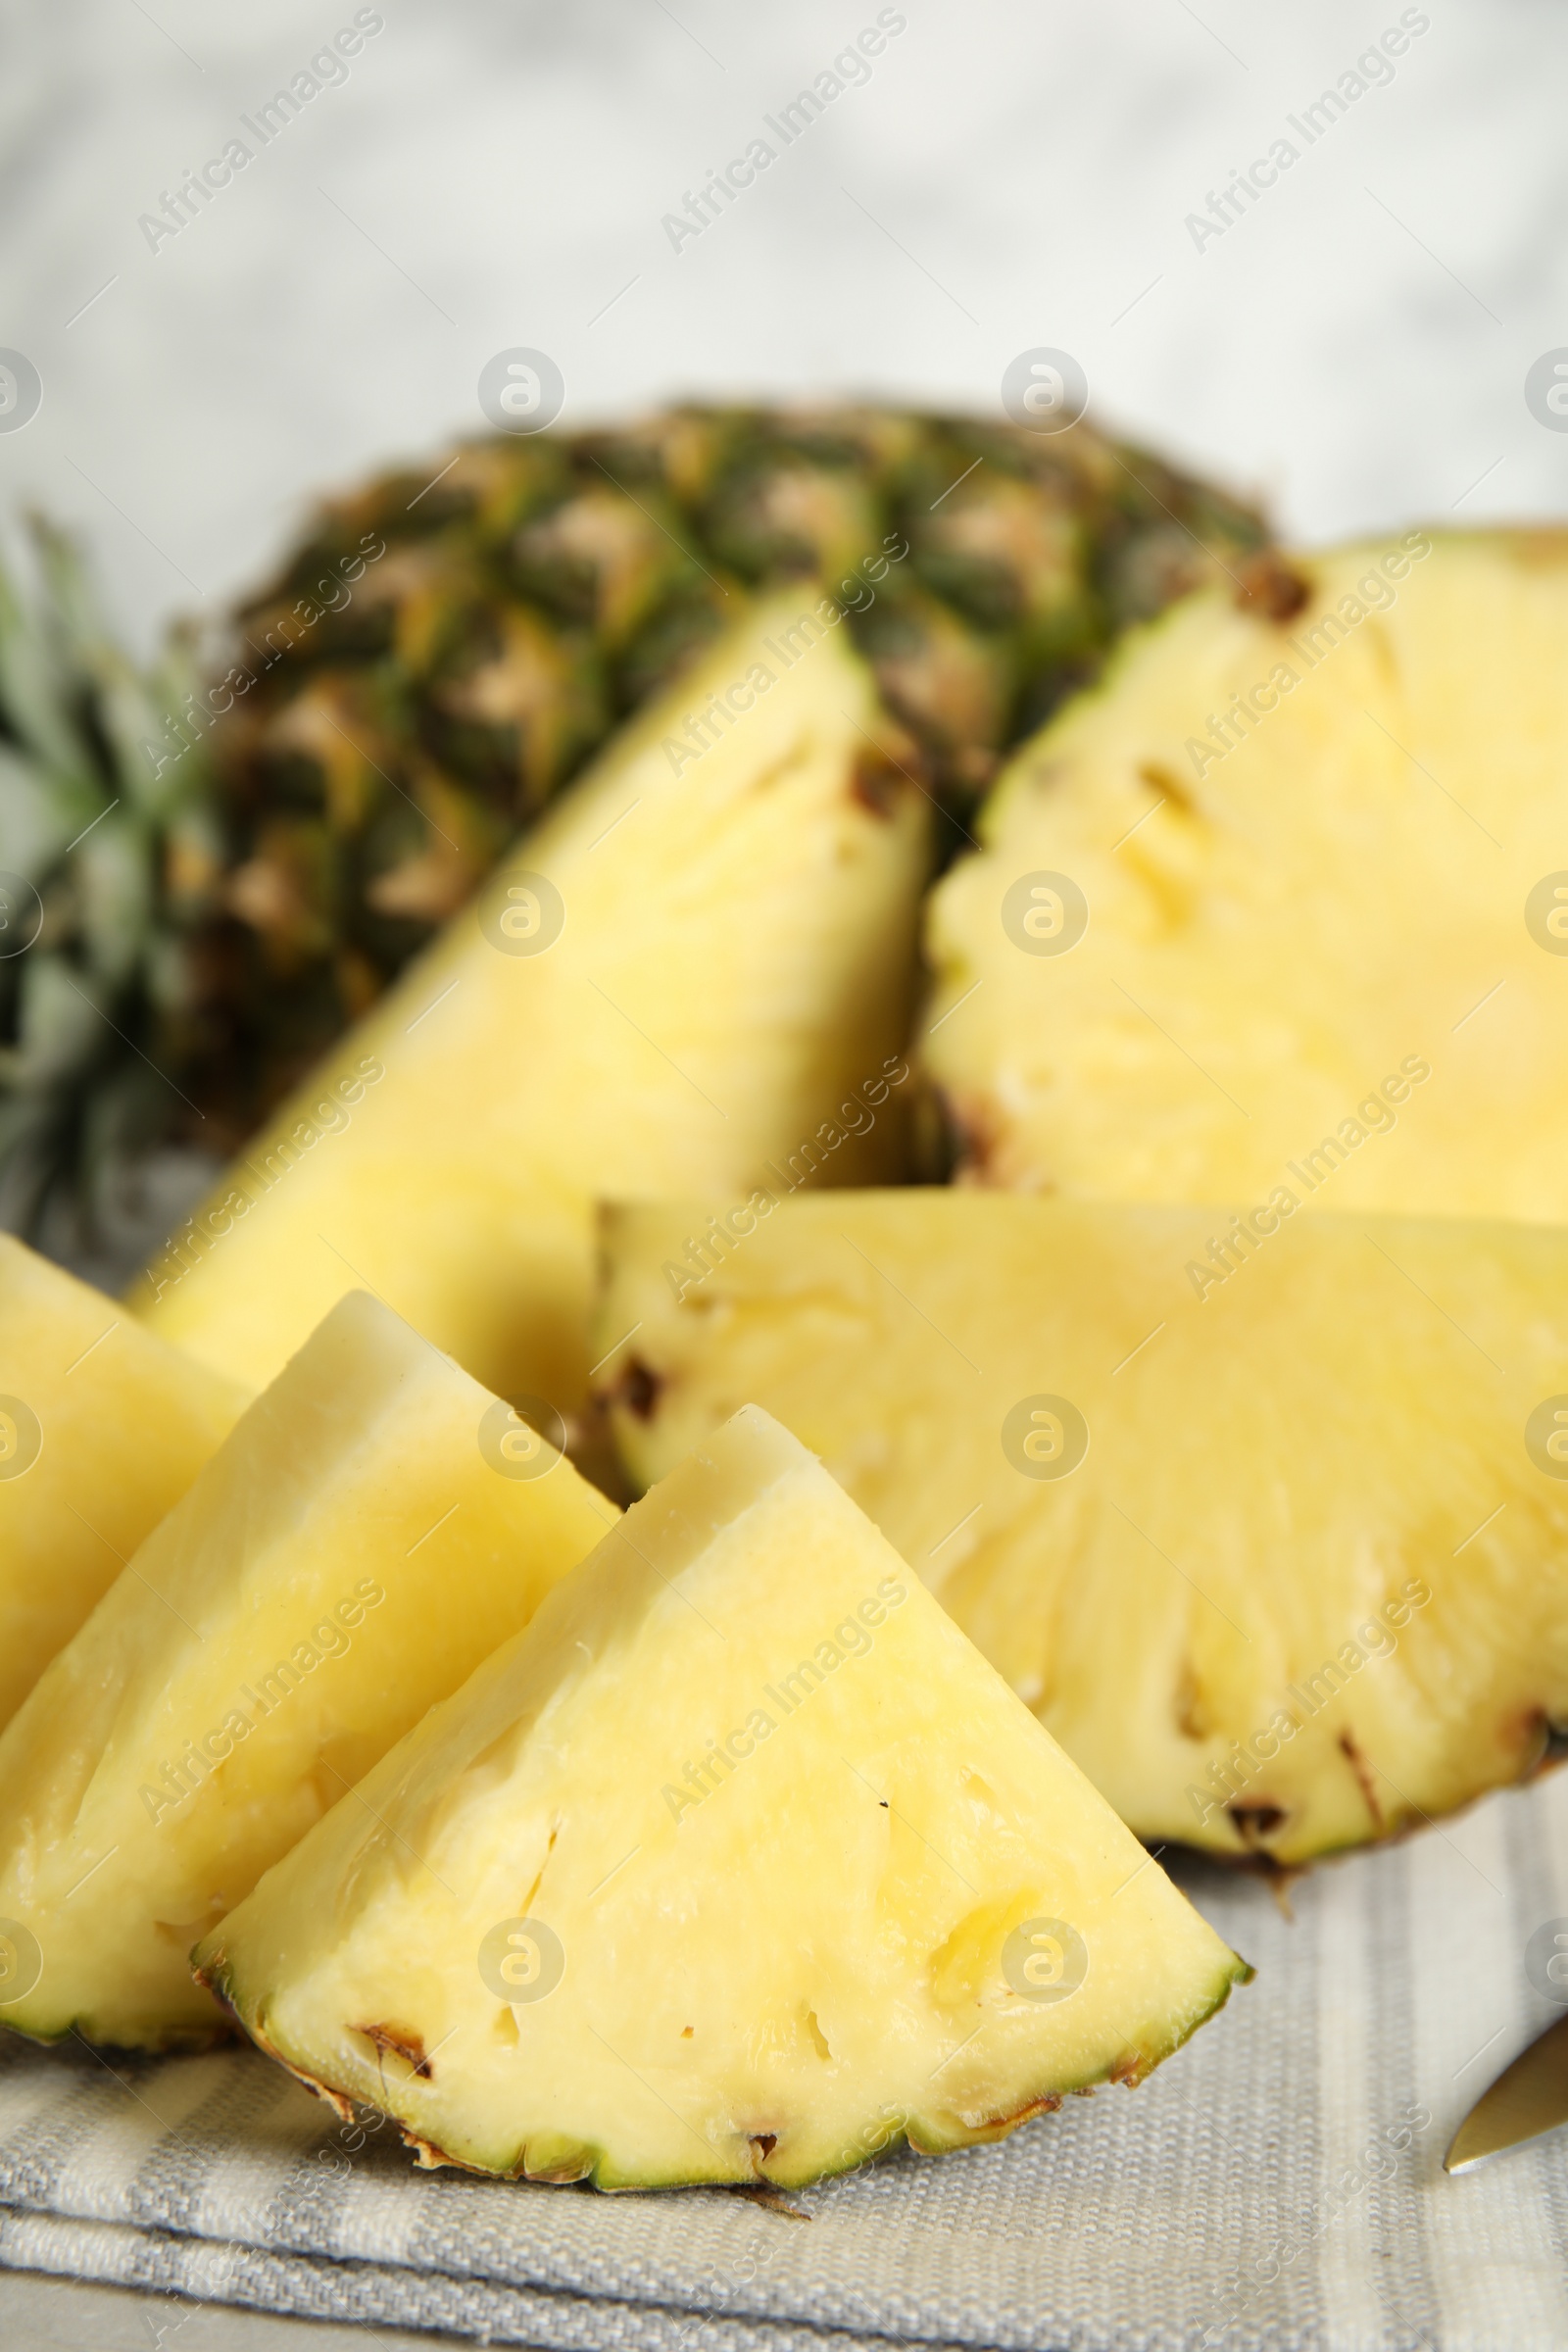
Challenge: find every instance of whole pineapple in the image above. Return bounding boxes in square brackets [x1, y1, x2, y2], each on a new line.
[188, 406, 1272, 1138]
[0, 409, 1272, 1222]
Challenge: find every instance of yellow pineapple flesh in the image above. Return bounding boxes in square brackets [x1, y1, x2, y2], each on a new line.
[196, 1407, 1247, 2189]
[0, 1291, 614, 2048]
[0, 1234, 248, 1732]
[128, 593, 929, 1412]
[594, 1196, 1568, 1865]
[924, 532, 1568, 1217]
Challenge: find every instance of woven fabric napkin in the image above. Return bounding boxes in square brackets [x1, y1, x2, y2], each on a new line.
[4, 1767, 1568, 2351]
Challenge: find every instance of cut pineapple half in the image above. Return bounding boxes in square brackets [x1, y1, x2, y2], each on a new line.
[925, 531, 1568, 1216]
[594, 1196, 1568, 1866]
[196, 1407, 1247, 2191]
[0, 1234, 248, 1732]
[129, 592, 930, 1410]
[0, 1291, 614, 2049]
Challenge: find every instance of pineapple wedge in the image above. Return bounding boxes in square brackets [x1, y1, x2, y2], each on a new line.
[196, 1407, 1247, 2190]
[0, 1234, 248, 1732]
[0, 1291, 613, 2049]
[594, 1197, 1568, 1866]
[925, 532, 1568, 1216]
[129, 593, 929, 1409]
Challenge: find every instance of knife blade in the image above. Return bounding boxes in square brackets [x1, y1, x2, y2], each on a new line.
[1446, 2012, 1568, 2172]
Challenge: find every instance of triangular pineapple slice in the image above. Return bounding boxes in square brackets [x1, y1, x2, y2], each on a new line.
[925, 532, 1568, 1216]
[195, 1407, 1247, 2191]
[0, 1292, 614, 2049]
[594, 1196, 1568, 1866]
[0, 1234, 248, 1732]
[128, 593, 929, 1410]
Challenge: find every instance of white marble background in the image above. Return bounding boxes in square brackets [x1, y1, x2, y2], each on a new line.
[0, 0, 1564, 653]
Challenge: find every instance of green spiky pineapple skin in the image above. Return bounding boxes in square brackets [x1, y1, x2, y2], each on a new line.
[195, 407, 1270, 1134]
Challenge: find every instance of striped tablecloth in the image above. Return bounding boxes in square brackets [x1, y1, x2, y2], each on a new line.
[4, 1766, 1568, 2349]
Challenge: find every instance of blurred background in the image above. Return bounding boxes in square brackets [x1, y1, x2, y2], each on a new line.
[2, 0, 1564, 650]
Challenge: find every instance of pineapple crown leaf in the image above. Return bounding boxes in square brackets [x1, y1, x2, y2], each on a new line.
[0, 510, 221, 1244]
[0, 532, 94, 785]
